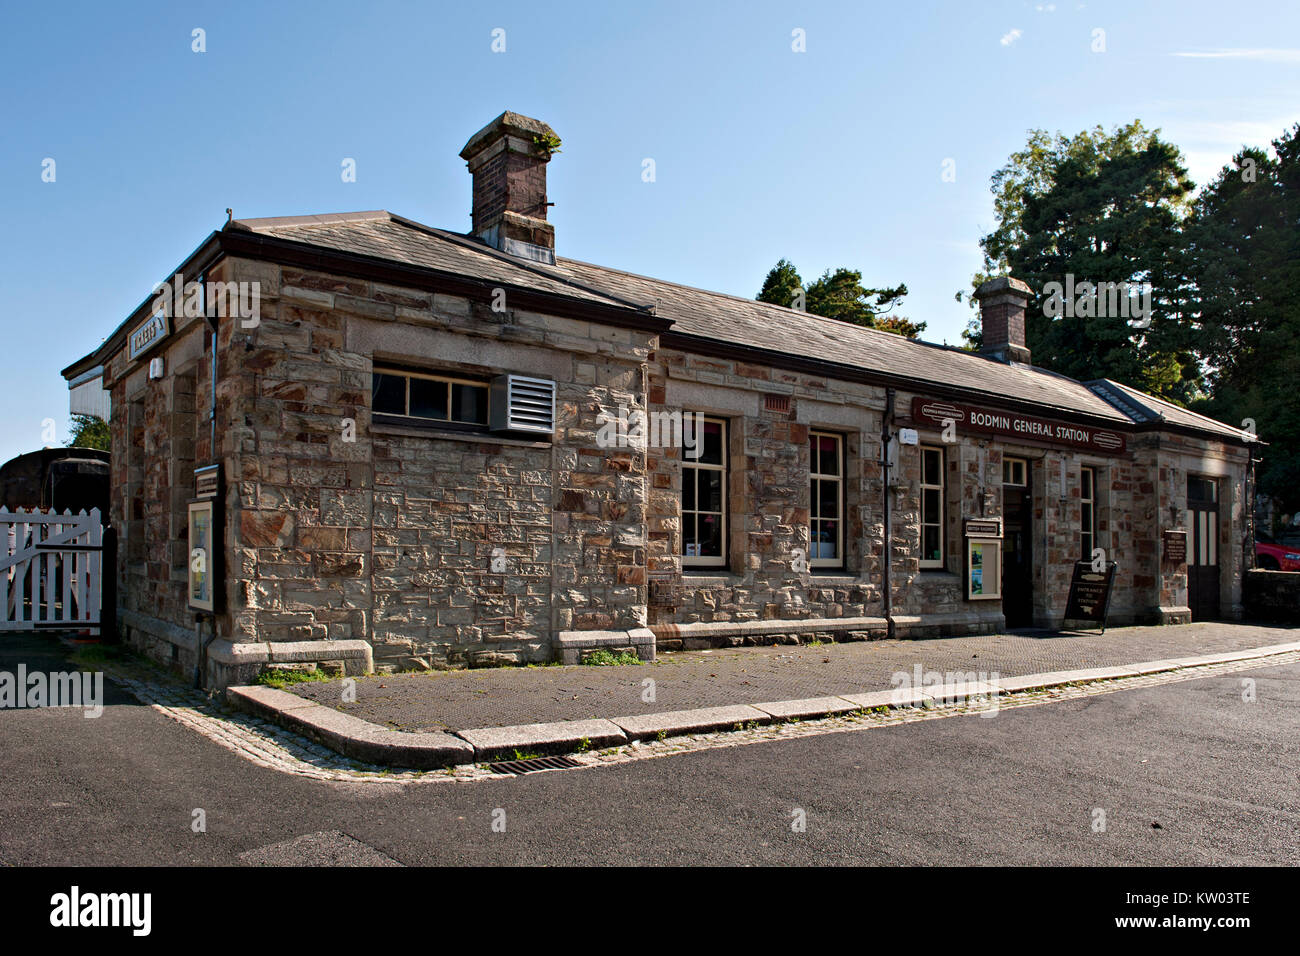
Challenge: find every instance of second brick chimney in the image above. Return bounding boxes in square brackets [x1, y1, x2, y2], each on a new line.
[974, 276, 1033, 365]
[459, 111, 559, 264]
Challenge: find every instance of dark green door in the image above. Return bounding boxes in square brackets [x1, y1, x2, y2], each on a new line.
[1187, 477, 1220, 621]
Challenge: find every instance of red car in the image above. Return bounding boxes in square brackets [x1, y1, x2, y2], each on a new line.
[1256, 531, 1300, 571]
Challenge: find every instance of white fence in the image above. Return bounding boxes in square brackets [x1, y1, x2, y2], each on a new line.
[0, 507, 102, 631]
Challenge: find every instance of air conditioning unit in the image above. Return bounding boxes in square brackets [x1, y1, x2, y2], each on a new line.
[490, 374, 556, 435]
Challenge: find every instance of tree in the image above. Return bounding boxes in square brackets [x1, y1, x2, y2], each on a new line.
[757, 260, 924, 338]
[964, 122, 1200, 401]
[758, 258, 804, 311]
[1182, 124, 1300, 511]
[67, 414, 110, 451]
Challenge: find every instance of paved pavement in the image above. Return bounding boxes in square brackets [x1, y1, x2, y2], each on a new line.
[0, 627, 1295, 865]
[289, 622, 1297, 730]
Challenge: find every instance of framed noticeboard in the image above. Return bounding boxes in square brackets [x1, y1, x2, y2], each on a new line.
[965, 537, 1002, 600]
[1064, 561, 1117, 632]
[187, 499, 219, 613]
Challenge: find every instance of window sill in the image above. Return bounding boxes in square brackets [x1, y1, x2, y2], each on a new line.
[370, 418, 551, 449]
[681, 570, 738, 585]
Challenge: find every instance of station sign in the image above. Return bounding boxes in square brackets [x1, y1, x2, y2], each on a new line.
[128, 313, 170, 361]
[911, 398, 1127, 455]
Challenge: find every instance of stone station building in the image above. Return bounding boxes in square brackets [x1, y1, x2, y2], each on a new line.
[62, 112, 1258, 688]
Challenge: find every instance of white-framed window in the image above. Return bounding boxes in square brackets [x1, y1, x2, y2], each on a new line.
[681, 416, 727, 568]
[372, 366, 489, 427]
[1080, 466, 1098, 560]
[920, 446, 945, 569]
[1003, 456, 1027, 486]
[809, 431, 844, 568]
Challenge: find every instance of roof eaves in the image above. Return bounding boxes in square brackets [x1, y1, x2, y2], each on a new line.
[61, 229, 226, 380]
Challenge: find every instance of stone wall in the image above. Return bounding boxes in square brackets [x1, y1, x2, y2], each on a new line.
[645, 349, 887, 631]
[105, 281, 224, 675]
[97, 251, 1251, 679]
[221, 257, 654, 672]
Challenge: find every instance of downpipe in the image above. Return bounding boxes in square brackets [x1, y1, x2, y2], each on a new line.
[193, 613, 216, 690]
[882, 387, 895, 640]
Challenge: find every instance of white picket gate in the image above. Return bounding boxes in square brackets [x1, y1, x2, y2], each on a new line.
[0, 507, 102, 631]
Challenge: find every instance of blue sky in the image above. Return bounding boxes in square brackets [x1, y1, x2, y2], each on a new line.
[2, 0, 1297, 464]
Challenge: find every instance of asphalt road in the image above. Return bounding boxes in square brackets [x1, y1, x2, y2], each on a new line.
[0, 633, 1296, 866]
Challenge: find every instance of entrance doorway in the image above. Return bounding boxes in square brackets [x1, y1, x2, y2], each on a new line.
[1002, 458, 1034, 628]
[1187, 477, 1220, 620]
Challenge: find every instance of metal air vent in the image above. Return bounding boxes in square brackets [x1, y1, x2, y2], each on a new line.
[490, 374, 556, 435]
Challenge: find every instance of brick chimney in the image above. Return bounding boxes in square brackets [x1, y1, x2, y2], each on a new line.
[459, 111, 559, 264]
[974, 276, 1033, 365]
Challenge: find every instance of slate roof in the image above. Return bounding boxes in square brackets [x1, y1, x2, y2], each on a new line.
[557, 256, 1131, 423]
[1085, 379, 1252, 442]
[228, 212, 640, 310]
[224, 210, 1249, 442]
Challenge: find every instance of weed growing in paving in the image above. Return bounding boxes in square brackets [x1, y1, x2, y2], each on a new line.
[69, 642, 130, 670]
[581, 649, 641, 666]
[254, 667, 332, 689]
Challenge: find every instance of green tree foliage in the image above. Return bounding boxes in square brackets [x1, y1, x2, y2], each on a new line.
[965, 122, 1200, 401]
[757, 260, 924, 338]
[757, 258, 804, 312]
[67, 414, 110, 452]
[1182, 125, 1300, 510]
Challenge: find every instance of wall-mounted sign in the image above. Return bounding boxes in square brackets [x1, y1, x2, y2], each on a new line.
[1064, 561, 1118, 632]
[897, 427, 919, 446]
[128, 313, 170, 361]
[187, 499, 219, 613]
[964, 518, 1002, 538]
[911, 397, 1127, 455]
[1163, 529, 1187, 566]
[194, 463, 220, 500]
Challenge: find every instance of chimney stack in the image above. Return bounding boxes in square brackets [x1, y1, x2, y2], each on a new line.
[974, 276, 1033, 365]
[459, 111, 558, 264]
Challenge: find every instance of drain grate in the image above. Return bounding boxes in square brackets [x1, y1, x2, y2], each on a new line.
[488, 754, 583, 775]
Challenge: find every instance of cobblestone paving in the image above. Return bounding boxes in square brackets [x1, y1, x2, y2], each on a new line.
[288, 622, 1299, 731]
[101, 647, 1299, 786]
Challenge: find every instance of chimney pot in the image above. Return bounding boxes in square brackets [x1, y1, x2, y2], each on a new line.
[974, 276, 1033, 364]
[459, 111, 559, 264]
